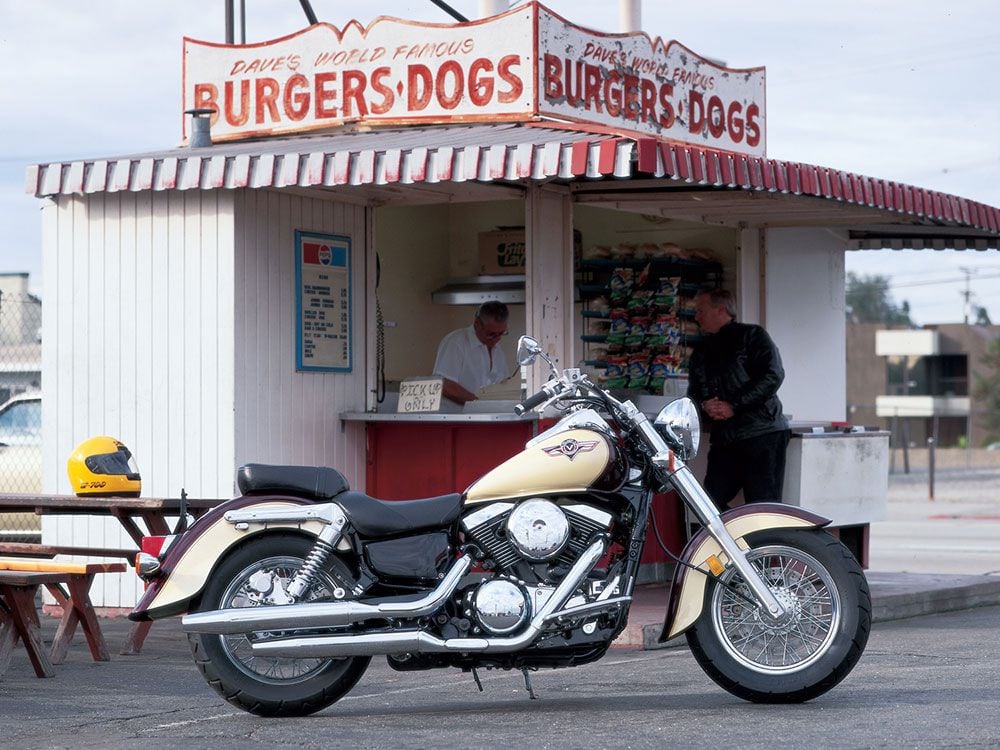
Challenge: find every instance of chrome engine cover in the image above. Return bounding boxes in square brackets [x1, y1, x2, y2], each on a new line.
[506, 498, 570, 561]
[470, 579, 531, 635]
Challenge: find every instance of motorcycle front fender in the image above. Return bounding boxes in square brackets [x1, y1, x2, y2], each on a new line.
[129, 496, 326, 621]
[659, 503, 830, 642]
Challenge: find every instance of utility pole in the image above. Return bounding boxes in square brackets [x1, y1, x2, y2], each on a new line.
[959, 266, 977, 324]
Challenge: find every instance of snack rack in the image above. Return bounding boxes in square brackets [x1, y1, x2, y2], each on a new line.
[577, 249, 722, 396]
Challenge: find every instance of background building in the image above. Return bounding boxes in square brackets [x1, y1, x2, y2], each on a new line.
[847, 321, 1000, 448]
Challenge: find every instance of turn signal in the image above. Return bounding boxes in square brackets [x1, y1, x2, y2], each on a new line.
[135, 552, 161, 579]
[706, 555, 725, 576]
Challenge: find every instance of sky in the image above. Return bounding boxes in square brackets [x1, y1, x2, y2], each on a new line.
[1, 0, 998, 325]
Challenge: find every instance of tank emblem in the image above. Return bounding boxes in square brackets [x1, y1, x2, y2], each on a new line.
[543, 438, 598, 461]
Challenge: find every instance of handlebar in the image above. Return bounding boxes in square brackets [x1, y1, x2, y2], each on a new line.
[514, 386, 552, 416]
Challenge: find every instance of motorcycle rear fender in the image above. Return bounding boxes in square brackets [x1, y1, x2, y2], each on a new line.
[129, 497, 329, 621]
[660, 503, 830, 642]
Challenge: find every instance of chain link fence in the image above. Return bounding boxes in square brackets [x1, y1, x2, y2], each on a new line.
[0, 279, 42, 541]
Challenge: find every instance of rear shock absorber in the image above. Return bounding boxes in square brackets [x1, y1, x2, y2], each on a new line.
[285, 515, 348, 601]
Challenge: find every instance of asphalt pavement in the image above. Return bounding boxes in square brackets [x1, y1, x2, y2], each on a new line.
[2, 604, 999, 748]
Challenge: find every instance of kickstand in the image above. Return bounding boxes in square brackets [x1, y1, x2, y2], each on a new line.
[471, 667, 484, 693]
[521, 669, 538, 700]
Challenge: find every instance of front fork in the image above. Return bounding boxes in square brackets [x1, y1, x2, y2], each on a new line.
[622, 402, 786, 619]
[666, 465, 786, 618]
[630, 410, 787, 619]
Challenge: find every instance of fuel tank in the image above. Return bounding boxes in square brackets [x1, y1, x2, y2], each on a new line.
[465, 428, 626, 504]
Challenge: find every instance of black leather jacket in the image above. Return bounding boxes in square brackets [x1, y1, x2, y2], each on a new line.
[686, 320, 788, 446]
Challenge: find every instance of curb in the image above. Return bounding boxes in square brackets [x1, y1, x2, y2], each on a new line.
[617, 573, 1000, 650]
[867, 574, 1000, 623]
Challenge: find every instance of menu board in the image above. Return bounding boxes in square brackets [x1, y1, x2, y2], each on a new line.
[295, 231, 352, 372]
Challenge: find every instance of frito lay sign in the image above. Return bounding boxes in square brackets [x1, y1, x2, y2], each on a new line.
[184, 2, 766, 156]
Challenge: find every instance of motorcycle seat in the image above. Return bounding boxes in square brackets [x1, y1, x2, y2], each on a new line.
[335, 491, 463, 538]
[236, 463, 350, 500]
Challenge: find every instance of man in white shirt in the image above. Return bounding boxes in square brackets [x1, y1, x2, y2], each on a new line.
[433, 301, 511, 404]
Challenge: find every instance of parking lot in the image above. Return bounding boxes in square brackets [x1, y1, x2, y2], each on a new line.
[1, 605, 999, 749]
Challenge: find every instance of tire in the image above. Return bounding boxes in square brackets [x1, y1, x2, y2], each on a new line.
[188, 533, 371, 717]
[686, 528, 871, 703]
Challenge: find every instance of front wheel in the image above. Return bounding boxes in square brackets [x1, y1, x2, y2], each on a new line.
[188, 533, 370, 717]
[687, 528, 871, 703]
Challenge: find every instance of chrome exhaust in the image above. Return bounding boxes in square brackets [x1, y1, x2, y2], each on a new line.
[182, 554, 473, 634]
[251, 537, 609, 658]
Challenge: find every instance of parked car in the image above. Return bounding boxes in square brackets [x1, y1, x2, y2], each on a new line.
[0, 391, 42, 539]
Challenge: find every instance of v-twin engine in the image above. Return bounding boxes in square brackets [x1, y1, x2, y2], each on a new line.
[461, 498, 615, 573]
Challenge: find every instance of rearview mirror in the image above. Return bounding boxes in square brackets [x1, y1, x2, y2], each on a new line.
[517, 336, 542, 366]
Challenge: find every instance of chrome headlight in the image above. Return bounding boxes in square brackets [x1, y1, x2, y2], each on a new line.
[654, 397, 701, 459]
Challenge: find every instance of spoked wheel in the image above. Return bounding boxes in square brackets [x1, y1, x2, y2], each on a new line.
[188, 534, 370, 717]
[687, 529, 871, 703]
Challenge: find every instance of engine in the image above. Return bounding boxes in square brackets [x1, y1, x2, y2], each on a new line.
[462, 498, 614, 573]
[459, 499, 615, 636]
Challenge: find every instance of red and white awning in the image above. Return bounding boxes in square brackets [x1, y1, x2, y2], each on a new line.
[633, 140, 999, 236]
[26, 122, 1000, 239]
[25, 124, 632, 196]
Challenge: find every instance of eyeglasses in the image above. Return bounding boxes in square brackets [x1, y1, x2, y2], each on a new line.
[476, 318, 508, 340]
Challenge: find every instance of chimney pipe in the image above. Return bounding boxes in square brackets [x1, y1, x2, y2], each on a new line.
[479, 0, 508, 17]
[185, 108, 215, 148]
[619, 0, 641, 32]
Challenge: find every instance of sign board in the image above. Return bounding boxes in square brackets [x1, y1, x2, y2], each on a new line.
[184, 9, 534, 142]
[479, 229, 525, 274]
[398, 377, 444, 413]
[295, 231, 352, 372]
[536, 6, 766, 155]
[183, 2, 766, 156]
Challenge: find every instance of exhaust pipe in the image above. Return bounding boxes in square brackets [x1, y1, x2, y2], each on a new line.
[182, 554, 473, 634]
[251, 538, 610, 658]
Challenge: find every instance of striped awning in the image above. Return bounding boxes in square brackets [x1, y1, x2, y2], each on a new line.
[25, 123, 632, 196]
[633, 139, 1000, 236]
[26, 122, 1000, 238]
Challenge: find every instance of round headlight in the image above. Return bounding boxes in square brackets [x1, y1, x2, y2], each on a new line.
[654, 397, 701, 459]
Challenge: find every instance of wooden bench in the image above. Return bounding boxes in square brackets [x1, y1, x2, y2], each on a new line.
[0, 559, 126, 678]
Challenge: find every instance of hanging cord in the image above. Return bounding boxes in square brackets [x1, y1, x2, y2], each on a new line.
[376, 295, 386, 403]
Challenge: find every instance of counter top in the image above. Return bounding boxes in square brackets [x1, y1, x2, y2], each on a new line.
[790, 426, 890, 439]
[341, 411, 538, 423]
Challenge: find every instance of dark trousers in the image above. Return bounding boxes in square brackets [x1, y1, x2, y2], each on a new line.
[703, 429, 790, 512]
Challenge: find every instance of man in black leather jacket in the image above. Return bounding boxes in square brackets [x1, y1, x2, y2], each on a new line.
[687, 288, 790, 511]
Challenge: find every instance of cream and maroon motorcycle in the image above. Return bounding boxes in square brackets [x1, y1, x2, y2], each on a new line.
[130, 336, 870, 717]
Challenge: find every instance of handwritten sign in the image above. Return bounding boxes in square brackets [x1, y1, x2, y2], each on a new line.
[398, 378, 444, 413]
[295, 231, 351, 372]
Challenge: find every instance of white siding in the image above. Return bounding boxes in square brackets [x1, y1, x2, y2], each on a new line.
[764, 228, 848, 423]
[41, 190, 237, 607]
[232, 189, 369, 491]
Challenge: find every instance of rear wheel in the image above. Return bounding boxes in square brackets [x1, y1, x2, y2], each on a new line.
[686, 528, 870, 703]
[188, 533, 370, 717]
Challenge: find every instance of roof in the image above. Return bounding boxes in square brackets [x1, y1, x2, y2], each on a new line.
[26, 122, 1000, 248]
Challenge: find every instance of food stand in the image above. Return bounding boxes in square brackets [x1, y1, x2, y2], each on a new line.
[26, 3, 1000, 605]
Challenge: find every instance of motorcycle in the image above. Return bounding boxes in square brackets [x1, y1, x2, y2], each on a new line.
[129, 335, 870, 717]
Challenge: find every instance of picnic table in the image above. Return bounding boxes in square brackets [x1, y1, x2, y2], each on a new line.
[0, 559, 127, 678]
[0, 493, 222, 655]
[0, 493, 221, 547]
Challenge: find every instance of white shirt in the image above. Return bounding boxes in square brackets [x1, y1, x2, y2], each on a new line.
[433, 325, 510, 395]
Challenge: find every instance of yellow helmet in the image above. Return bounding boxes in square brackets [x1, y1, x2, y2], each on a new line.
[67, 436, 141, 497]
